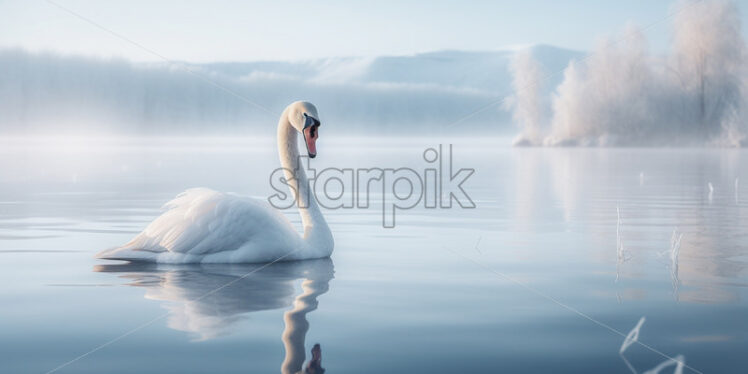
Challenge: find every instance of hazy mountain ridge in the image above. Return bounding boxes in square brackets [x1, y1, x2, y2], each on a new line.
[200, 44, 581, 94]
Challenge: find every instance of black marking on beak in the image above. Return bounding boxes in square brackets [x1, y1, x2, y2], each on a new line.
[303, 113, 320, 130]
[302, 113, 321, 158]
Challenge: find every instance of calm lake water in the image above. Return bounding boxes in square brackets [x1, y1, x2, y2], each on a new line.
[0, 136, 746, 373]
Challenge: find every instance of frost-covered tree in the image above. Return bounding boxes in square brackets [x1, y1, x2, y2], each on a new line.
[505, 51, 547, 145]
[521, 0, 748, 147]
[546, 25, 655, 146]
[672, 0, 745, 140]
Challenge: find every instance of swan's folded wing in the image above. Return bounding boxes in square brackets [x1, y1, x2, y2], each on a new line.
[97, 188, 296, 261]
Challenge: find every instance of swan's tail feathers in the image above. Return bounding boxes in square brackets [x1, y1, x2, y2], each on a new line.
[95, 241, 164, 262]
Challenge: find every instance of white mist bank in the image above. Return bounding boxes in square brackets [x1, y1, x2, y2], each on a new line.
[0, 46, 580, 135]
[508, 0, 747, 147]
[0, 50, 480, 134]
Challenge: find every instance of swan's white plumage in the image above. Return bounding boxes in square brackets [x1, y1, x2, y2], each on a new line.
[98, 188, 308, 263]
[97, 102, 333, 263]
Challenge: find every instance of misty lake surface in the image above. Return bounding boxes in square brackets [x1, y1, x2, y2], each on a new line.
[0, 136, 746, 373]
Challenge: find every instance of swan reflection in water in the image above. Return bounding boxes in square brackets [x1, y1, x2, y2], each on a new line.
[94, 258, 333, 374]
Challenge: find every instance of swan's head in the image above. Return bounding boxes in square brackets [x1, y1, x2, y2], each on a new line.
[288, 101, 321, 158]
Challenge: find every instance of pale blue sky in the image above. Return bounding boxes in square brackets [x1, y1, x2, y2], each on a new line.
[1, 0, 747, 62]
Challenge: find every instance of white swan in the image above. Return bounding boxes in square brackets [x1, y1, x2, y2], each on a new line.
[97, 101, 333, 263]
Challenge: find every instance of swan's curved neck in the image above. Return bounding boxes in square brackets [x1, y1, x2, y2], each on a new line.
[277, 109, 331, 252]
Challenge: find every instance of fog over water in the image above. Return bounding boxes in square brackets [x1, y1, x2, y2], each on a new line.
[0, 46, 579, 135]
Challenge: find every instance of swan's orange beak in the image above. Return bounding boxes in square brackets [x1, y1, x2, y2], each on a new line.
[303, 124, 319, 158]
